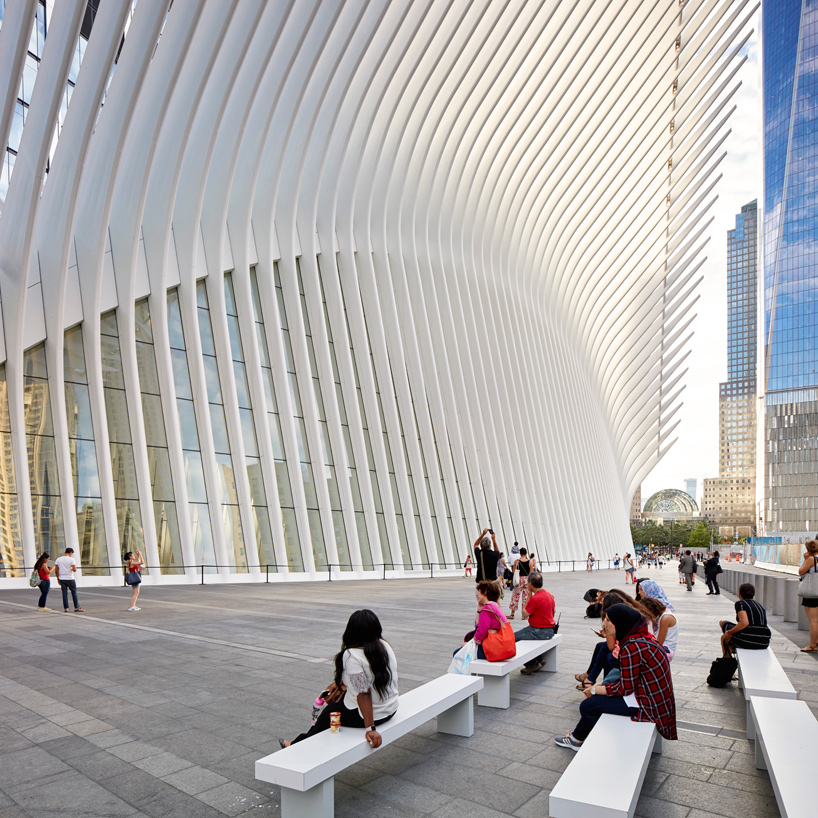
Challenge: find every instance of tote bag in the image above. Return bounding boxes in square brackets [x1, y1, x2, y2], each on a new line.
[482, 604, 516, 661]
[798, 556, 818, 598]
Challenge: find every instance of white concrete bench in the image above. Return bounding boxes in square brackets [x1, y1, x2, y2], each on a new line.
[469, 634, 562, 708]
[255, 674, 483, 818]
[549, 713, 662, 818]
[735, 648, 796, 739]
[749, 696, 818, 818]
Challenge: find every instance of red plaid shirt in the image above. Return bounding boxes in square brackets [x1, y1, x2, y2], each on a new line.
[606, 634, 677, 740]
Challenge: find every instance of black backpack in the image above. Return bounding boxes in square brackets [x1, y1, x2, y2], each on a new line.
[585, 603, 602, 619]
[706, 656, 738, 687]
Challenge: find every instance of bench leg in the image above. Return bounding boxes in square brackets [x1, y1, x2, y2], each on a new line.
[281, 779, 333, 818]
[438, 695, 474, 736]
[745, 700, 755, 740]
[652, 734, 663, 755]
[477, 676, 510, 709]
[540, 645, 558, 672]
[754, 735, 766, 771]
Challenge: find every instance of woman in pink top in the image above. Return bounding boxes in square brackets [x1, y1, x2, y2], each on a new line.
[457, 580, 509, 660]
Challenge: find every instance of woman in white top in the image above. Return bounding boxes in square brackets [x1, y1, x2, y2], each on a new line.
[640, 597, 678, 660]
[281, 610, 399, 749]
[798, 539, 818, 652]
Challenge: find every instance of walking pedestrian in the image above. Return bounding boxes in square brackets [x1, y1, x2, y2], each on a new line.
[613, 552, 620, 569]
[33, 552, 54, 610]
[54, 548, 85, 613]
[586, 553, 595, 572]
[509, 548, 536, 619]
[623, 553, 635, 583]
[679, 550, 695, 592]
[704, 551, 722, 595]
[124, 550, 144, 611]
[464, 555, 473, 577]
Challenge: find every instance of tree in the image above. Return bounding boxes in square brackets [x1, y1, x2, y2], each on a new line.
[687, 521, 712, 551]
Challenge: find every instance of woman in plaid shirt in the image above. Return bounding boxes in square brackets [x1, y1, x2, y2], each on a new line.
[556, 603, 677, 749]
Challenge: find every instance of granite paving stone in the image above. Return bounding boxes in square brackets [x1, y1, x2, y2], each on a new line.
[1, 565, 810, 817]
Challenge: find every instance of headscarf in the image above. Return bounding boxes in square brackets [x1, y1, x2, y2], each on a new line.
[637, 579, 675, 612]
[605, 603, 653, 643]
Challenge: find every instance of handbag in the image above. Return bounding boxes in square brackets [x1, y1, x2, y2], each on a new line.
[124, 571, 141, 586]
[706, 656, 737, 687]
[715, 564, 723, 574]
[29, 570, 41, 588]
[552, 613, 561, 635]
[481, 604, 516, 661]
[798, 557, 818, 598]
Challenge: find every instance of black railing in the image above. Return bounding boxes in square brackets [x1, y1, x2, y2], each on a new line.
[7, 557, 638, 583]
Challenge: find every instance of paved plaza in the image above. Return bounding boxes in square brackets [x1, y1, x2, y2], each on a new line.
[0, 564, 816, 818]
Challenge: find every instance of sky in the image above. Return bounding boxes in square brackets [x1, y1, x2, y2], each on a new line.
[640, 13, 763, 508]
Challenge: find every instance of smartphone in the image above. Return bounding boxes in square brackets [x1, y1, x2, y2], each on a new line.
[488, 529, 494, 534]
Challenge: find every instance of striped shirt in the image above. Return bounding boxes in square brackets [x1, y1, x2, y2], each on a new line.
[732, 600, 771, 649]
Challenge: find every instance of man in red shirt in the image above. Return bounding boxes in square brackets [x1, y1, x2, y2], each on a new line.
[515, 572, 556, 674]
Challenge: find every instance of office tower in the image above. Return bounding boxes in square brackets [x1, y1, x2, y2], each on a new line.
[0, 2, 754, 583]
[684, 478, 697, 503]
[702, 202, 757, 535]
[630, 485, 642, 526]
[763, 1, 818, 533]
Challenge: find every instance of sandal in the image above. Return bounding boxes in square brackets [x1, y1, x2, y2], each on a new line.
[575, 680, 593, 690]
[574, 673, 588, 683]
[508, 613, 515, 619]
[800, 646, 818, 653]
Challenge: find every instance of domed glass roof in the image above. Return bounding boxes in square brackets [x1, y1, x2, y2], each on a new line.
[643, 488, 699, 515]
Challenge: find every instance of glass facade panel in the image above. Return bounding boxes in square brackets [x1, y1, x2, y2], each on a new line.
[0, 365, 24, 576]
[25, 344, 66, 555]
[762, 3, 818, 531]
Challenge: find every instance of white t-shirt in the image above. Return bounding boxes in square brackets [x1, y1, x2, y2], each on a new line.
[54, 555, 76, 580]
[342, 641, 399, 720]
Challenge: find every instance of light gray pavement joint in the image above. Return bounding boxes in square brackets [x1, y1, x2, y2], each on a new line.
[1, 563, 814, 817]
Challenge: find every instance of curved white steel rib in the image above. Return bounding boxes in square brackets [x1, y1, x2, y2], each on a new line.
[0, 0, 755, 582]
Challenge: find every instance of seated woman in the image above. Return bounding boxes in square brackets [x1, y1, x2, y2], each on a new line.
[574, 591, 651, 689]
[635, 579, 675, 613]
[281, 609, 398, 749]
[458, 580, 510, 659]
[720, 582, 771, 655]
[640, 597, 678, 661]
[556, 603, 677, 750]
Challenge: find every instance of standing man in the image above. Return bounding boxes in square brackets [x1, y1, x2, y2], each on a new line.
[473, 529, 500, 584]
[515, 572, 556, 674]
[55, 548, 85, 613]
[511, 542, 520, 559]
[679, 549, 695, 592]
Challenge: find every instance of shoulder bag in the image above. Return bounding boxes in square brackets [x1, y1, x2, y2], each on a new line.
[124, 571, 142, 586]
[798, 555, 818, 598]
[29, 570, 41, 588]
[481, 603, 516, 661]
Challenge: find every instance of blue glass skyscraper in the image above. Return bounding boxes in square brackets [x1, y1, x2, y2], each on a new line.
[763, 0, 818, 532]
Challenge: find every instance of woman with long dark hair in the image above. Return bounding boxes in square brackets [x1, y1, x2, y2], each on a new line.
[33, 552, 54, 610]
[281, 609, 399, 749]
[556, 603, 676, 750]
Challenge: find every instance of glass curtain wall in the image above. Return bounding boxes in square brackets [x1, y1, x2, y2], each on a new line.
[297, 261, 351, 570]
[318, 258, 373, 569]
[196, 281, 247, 571]
[224, 273, 275, 569]
[64, 327, 108, 574]
[249, 269, 303, 571]
[135, 299, 184, 574]
[167, 288, 217, 572]
[0, 365, 24, 576]
[101, 311, 145, 565]
[24, 344, 65, 555]
[273, 261, 327, 571]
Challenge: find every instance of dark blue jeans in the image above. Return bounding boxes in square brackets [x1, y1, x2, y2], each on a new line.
[573, 695, 639, 741]
[514, 626, 554, 667]
[37, 579, 50, 608]
[59, 580, 79, 610]
[586, 641, 617, 683]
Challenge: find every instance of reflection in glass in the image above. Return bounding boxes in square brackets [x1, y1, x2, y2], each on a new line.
[0, 366, 24, 577]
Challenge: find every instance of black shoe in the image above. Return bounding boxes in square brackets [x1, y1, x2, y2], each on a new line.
[706, 592, 714, 595]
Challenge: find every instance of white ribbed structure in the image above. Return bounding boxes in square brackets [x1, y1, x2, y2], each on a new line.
[0, 0, 755, 584]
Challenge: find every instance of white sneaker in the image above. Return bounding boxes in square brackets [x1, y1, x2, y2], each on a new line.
[128, 606, 141, 611]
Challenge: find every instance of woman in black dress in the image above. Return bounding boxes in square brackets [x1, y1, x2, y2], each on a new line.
[719, 583, 771, 656]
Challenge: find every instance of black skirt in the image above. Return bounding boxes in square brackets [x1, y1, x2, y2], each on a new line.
[802, 597, 818, 608]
